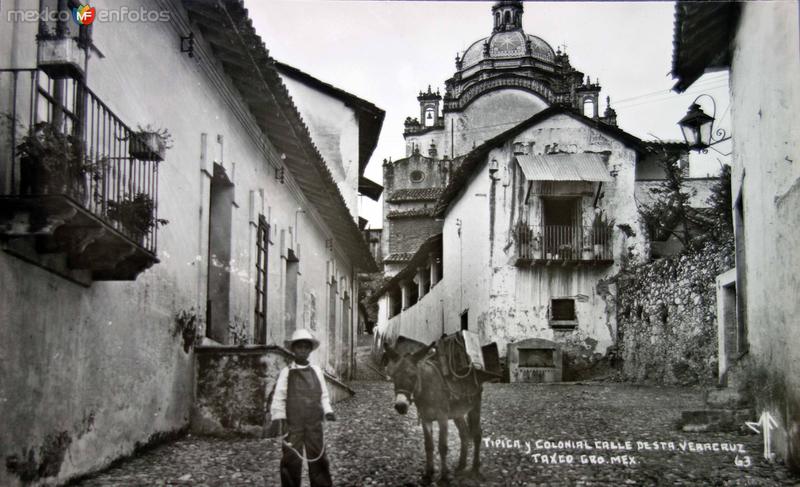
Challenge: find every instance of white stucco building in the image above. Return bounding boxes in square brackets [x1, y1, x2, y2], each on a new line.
[0, 2, 381, 485]
[672, 0, 800, 471]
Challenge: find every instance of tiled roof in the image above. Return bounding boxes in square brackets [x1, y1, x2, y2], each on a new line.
[383, 253, 415, 263]
[387, 188, 445, 202]
[643, 140, 690, 154]
[671, 1, 739, 92]
[358, 175, 383, 201]
[386, 208, 434, 219]
[181, 0, 377, 272]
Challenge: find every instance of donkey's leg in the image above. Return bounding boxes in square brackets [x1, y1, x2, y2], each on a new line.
[437, 418, 450, 481]
[467, 404, 484, 480]
[421, 420, 435, 484]
[453, 416, 469, 473]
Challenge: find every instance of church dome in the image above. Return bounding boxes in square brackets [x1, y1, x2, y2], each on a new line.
[527, 35, 556, 62]
[442, 1, 594, 116]
[461, 37, 487, 68]
[460, 32, 556, 69]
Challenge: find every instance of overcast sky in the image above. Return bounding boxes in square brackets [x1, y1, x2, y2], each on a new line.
[245, 0, 731, 227]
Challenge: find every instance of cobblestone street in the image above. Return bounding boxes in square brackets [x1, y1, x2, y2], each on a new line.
[76, 381, 798, 486]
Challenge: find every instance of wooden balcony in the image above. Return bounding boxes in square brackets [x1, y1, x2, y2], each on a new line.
[0, 69, 162, 283]
[513, 223, 613, 268]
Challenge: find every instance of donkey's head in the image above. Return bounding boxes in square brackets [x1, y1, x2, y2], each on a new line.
[383, 342, 433, 415]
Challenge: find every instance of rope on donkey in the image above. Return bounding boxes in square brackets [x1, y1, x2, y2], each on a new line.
[441, 333, 478, 383]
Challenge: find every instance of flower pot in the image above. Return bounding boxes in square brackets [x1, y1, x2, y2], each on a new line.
[532, 249, 542, 260]
[129, 132, 166, 161]
[582, 249, 593, 260]
[545, 252, 553, 260]
[20, 159, 79, 198]
[38, 37, 86, 79]
[593, 244, 604, 259]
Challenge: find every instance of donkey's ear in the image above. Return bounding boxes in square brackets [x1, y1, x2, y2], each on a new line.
[383, 342, 400, 362]
[411, 342, 434, 363]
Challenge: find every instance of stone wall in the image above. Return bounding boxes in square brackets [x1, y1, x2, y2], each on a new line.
[616, 240, 734, 385]
[192, 346, 354, 436]
[192, 346, 291, 436]
[388, 217, 443, 255]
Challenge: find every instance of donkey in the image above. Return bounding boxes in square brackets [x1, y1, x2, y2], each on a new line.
[383, 341, 484, 484]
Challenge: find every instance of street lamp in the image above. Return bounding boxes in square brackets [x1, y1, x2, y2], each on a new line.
[489, 158, 499, 180]
[677, 94, 730, 154]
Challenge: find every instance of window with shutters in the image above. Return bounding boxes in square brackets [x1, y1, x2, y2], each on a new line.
[254, 216, 270, 344]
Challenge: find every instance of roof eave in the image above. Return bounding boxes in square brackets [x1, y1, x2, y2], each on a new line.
[182, 0, 377, 272]
[671, 1, 738, 93]
[273, 60, 386, 176]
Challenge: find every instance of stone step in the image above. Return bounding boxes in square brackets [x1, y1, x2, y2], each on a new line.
[705, 387, 751, 409]
[678, 409, 753, 433]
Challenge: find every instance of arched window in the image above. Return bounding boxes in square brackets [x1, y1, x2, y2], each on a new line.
[424, 107, 435, 127]
[583, 98, 596, 118]
[504, 11, 511, 25]
[495, 12, 501, 28]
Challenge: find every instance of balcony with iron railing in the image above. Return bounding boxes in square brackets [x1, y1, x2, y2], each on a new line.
[513, 221, 613, 267]
[0, 68, 164, 282]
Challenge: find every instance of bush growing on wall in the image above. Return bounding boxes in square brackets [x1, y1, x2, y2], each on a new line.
[638, 150, 733, 250]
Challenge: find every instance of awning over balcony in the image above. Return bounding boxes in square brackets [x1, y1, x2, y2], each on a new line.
[516, 153, 612, 182]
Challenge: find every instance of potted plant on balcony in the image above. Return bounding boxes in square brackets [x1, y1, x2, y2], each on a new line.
[590, 211, 615, 259]
[16, 121, 93, 202]
[558, 243, 573, 260]
[106, 192, 168, 245]
[581, 234, 594, 260]
[532, 232, 543, 260]
[37, 31, 87, 79]
[128, 125, 173, 162]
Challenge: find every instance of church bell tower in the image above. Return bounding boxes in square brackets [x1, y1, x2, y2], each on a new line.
[418, 85, 442, 127]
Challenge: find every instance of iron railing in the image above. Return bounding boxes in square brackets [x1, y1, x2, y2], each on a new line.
[0, 68, 160, 253]
[515, 222, 613, 261]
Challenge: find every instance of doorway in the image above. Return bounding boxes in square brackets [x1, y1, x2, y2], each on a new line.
[206, 163, 234, 343]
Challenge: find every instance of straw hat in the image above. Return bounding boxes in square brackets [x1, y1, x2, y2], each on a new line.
[285, 329, 320, 350]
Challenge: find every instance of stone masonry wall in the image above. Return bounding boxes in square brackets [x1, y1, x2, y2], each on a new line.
[616, 240, 734, 385]
[388, 217, 443, 254]
[192, 347, 291, 436]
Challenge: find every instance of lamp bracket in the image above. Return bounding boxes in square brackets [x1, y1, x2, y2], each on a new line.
[180, 32, 195, 58]
[691, 94, 731, 150]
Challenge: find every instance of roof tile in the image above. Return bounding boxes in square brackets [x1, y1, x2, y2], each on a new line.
[387, 188, 445, 202]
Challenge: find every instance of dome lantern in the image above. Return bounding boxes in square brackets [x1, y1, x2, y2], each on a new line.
[492, 0, 523, 32]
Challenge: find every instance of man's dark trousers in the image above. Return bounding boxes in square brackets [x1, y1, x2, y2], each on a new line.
[279, 368, 332, 487]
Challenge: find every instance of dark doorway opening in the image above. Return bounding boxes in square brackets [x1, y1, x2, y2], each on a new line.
[206, 163, 234, 343]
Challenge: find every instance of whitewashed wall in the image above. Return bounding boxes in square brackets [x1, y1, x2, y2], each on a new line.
[728, 0, 800, 467]
[0, 2, 358, 485]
